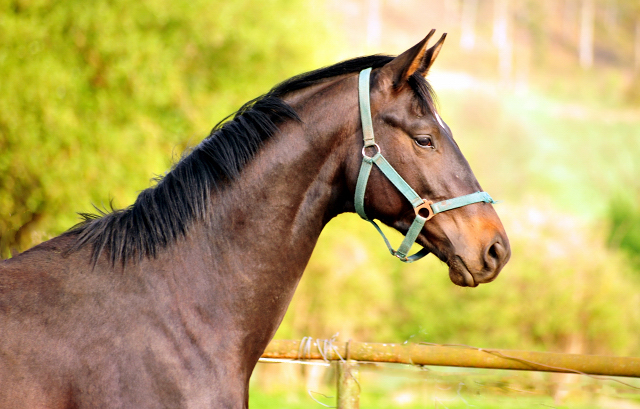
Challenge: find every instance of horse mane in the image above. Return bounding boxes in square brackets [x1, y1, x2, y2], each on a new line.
[67, 54, 438, 266]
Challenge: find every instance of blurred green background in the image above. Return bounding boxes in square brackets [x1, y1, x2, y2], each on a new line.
[2, 0, 640, 406]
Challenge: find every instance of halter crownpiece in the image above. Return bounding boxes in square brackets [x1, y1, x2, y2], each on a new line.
[354, 67, 498, 263]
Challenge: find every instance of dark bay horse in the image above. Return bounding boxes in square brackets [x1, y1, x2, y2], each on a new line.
[0, 31, 510, 408]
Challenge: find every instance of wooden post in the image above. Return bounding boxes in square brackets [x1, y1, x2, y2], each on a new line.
[336, 361, 360, 409]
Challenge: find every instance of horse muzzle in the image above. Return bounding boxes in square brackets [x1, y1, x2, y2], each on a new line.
[447, 233, 511, 287]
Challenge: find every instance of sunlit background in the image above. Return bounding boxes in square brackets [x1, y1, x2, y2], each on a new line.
[2, 0, 640, 407]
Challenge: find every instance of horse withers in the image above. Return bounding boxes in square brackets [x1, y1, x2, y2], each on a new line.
[0, 31, 509, 408]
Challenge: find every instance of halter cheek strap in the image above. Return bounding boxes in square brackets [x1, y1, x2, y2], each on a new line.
[354, 67, 497, 263]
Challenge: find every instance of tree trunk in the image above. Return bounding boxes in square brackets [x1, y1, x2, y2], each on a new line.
[493, 0, 512, 85]
[460, 0, 478, 50]
[635, 19, 640, 73]
[563, 0, 578, 42]
[444, 0, 460, 29]
[366, 0, 381, 49]
[579, 0, 594, 69]
[603, 3, 618, 33]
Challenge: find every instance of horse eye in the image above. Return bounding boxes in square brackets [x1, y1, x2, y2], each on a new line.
[415, 136, 434, 148]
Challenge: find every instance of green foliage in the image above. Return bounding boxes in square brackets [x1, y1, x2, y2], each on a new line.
[608, 195, 640, 269]
[0, 0, 336, 257]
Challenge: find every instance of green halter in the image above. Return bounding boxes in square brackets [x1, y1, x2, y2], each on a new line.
[354, 67, 497, 263]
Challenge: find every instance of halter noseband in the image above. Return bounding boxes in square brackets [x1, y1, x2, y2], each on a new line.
[354, 67, 497, 263]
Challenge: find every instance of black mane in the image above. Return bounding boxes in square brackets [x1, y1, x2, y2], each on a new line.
[68, 55, 438, 266]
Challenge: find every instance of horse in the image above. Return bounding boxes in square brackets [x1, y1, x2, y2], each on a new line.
[0, 31, 510, 408]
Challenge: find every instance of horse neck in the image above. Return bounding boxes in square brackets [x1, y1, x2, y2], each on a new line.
[161, 74, 359, 365]
[215, 74, 357, 282]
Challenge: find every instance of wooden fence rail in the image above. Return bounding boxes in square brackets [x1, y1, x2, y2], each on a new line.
[260, 339, 640, 409]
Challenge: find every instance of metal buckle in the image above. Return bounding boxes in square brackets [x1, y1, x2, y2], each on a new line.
[394, 253, 408, 262]
[361, 143, 381, 158]
[391, 250, 408, 262]
[414, 200, 434, 221]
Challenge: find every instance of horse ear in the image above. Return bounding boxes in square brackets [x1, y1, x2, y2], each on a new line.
[419, 33, 447, 75]
[379, 30, 446, 86]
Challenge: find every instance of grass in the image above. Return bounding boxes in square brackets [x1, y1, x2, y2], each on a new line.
[249, 363, 640, 408]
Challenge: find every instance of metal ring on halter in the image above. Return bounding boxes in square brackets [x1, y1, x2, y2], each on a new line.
[414, 200, 435, 221]
[361, 143, 381, 158]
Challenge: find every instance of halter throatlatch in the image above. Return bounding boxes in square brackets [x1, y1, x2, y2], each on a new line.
[354, 67, 497, 263]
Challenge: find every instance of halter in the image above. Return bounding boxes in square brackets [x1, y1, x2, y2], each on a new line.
[354, 67, 497, 263]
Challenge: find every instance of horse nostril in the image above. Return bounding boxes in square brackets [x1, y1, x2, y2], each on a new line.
[488, 242, 499, 260]
[484, 238, 508, 271]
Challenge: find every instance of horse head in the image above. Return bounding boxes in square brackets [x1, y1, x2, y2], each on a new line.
[347, 31, 510, 287]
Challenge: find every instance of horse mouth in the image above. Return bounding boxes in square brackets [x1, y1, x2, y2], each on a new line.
[448, 256, 477, 287]
[412, 233, 475, 287]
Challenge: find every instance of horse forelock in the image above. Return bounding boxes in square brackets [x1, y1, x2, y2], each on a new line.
[406, 71, 439, 117]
